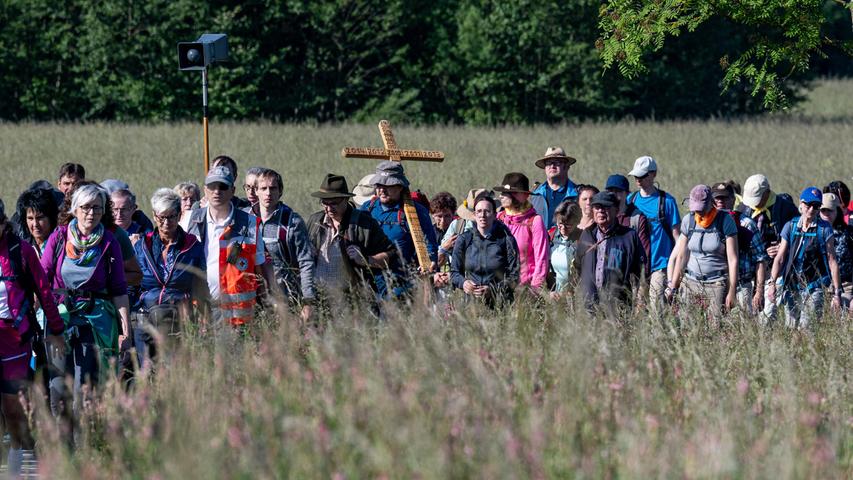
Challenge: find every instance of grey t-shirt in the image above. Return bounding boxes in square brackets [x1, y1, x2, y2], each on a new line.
[680, 212, 738, 278]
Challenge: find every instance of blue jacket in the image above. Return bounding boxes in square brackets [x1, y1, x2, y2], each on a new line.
[532, 180, 579, 230]
[133, 228, 206, 309]
[360, 197, 439, 266]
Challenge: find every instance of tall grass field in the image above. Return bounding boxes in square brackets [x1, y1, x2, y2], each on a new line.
[0, 79, 850, 478]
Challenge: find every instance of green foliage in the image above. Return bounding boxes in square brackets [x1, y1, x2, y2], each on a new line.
[599, 0, 851, 110]
[0, 0, 850, 123]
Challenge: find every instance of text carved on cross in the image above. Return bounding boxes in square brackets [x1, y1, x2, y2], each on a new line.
[341, 120, 445, 271]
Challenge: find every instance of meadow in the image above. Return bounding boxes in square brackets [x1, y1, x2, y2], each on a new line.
[0, 79, 850, 478]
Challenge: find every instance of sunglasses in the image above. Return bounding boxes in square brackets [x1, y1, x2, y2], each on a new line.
[802, 202, 821, 210]
[633, 173, 650, 180]
[206, 183, 230, 191]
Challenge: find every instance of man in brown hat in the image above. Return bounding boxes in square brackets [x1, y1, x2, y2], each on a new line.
[532, 146, 579, 230]
[306, 174, 398, 298]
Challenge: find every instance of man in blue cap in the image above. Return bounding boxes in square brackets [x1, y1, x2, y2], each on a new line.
[606, 174, 651, 277]
[767, 186, 843, 329]
[531, 147, 579, 230]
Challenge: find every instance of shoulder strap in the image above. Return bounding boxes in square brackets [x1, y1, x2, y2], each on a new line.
[626, 191, 637, 206]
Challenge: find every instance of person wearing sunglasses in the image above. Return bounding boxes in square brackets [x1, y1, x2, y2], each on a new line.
[768, 187, 843, 329]
[131, 188, 207, 366]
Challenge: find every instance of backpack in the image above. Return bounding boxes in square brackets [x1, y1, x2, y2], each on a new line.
[0, 234, 41, 341]
[366, 197, 408, 233]
[782, 216, 830, 289]
[685, 210, 752, 254]
[627, 189, 674, 245]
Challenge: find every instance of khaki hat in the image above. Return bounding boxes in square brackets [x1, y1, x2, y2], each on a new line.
[457, 188, 493, 221]
[742, 174, 770, 208]
[821, 192, 840, 211]
[535, 146, 577, 169]
[352, 174, 375, 206]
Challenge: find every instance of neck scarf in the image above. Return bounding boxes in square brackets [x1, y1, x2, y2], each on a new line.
[749, 191, 777, 221]
[66, 219, 104, 266]
[694, 206, 718, 229]
[504, 200, 532, 217]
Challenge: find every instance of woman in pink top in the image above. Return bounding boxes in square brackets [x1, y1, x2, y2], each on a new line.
[495, 173, 549, 290]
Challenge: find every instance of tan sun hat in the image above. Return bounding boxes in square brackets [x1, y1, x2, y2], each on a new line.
[742, 174, 770, 208]
[352, 174, 376, 206]
[457, 188, 493, 221]
[821, 192, 840, 211]
[535, 146, 577, 169]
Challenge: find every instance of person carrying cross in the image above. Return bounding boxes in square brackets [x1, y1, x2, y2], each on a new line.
[360, 161, 438, 295]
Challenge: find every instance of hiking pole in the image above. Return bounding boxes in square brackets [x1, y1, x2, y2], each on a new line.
[177, 33, 229, 175]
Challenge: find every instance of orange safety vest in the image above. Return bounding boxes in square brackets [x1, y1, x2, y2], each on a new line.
[217, 217, 262, 326]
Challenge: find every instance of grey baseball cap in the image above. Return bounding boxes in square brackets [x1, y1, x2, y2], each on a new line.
[205, 165, 235, 187]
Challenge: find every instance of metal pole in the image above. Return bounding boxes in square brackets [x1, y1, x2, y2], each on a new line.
[202, 68, 210, 174]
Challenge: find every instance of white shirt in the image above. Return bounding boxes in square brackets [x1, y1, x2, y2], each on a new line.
[204, 205, 265, 301]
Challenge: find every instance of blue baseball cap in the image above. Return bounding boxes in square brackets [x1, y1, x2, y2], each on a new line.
[800, 186, 822, 204]
[605, 174, 629, 192]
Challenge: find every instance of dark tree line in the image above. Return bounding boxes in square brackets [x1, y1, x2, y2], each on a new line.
[0, 0, 850, 124]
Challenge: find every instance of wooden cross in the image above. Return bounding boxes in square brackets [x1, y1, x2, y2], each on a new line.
[342, 120, 445, 271]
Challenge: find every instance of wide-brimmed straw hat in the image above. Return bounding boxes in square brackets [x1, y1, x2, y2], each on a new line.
[457, 188, 493, 221]
[311, 174, 355, 199]
[535, 146, 577, 169]
[493, 172, 531, 194]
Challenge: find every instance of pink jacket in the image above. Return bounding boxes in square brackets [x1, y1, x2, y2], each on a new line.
[497, 207, 549, 289]
[0, 233, 64, 336]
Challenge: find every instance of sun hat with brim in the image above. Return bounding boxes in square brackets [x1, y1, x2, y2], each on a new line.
[590, 191, 618, 208]
[535, 146, 577, 169]
[493, 172, 531, 194]
[710, 182, 735, 199]
[821, 192, 840, 211]
[371, 160, 410, 188]
[311, 174, 355, 199]
[205, 166, 235, 187]
[741, 174, 770, 208]
[800, 186, 822, 205]
[457, 188, 493, 221]
[352, 174, 376, 206]
[688, 185, 713, 213]
[628, 156, 658, 177]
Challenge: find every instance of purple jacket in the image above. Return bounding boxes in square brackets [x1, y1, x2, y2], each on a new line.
[40, 225, 128, 300]
[0, 233, 64, 335]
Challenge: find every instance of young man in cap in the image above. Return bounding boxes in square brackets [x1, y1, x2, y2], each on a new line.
[734, 174, 798, 319]
[573, 191, 646, 313]
[185, 166, 279, 328]
[531, 147, 580, 230]
[711, 181, 770, 315]
[360, 161, 439, 276]
[249, 168, 316, 322]
[767, 186, 843, 329]
[605, 174, 651, 277]
[306, 174, 398, 305]
[625, 156, 681, 311]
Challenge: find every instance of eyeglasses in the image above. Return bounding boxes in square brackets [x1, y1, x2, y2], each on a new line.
[803, 202, 821, 210]
[243, 185, 257, 192]
[321, 199, 344, 207]
[79, 205, 104, 214]
[155, 212, 180, 223]
[112, 207, 134, 215]
[544, 160, 565, 167]
[634, 173, 650, 180]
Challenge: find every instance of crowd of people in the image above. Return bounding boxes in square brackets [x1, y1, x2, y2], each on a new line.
[0, 150, 851, 474]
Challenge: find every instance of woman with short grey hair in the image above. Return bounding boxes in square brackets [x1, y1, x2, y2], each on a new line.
[132, 188, 207, 366]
